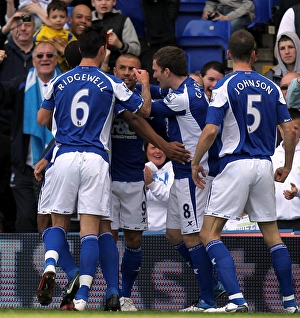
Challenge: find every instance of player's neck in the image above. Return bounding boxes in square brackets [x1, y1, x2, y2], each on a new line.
[170, 75, 188, 90]
[80, 58, 100, 67]
[232, 61, 252, 72]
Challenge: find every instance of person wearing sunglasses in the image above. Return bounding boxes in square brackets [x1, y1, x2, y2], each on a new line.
[279, 72, 300, 101]
[285, 74, 300, 110]
[0, 41, 60, 234]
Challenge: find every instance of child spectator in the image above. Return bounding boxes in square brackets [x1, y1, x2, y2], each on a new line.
[33, 0, 76, 72]
[91, 0, 140, 73]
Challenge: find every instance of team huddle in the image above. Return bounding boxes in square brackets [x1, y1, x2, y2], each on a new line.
[35, 25, 298, 313]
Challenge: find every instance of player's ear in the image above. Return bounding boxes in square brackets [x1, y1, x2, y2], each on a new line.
[227, 50, 231, 60]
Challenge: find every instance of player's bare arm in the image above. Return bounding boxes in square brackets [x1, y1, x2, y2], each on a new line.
[191, 123, 218, 189]
[121, 110, 191, 164]
[133, 68, 152, 118]
[37, 108, 52, 129]
[34, 158, 49, 181]
[275, 120, 296, 183]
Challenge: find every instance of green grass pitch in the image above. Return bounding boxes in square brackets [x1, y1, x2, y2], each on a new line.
[0, 309, 299, 318]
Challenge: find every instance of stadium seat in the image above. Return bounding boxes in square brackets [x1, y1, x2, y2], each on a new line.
[175, 13, 201, 38]
[248, 0, 273, 29]
[261, 65, 274, 74]
[179, 0, 206, 13]
[184, 47, 226, 73]
[177, 20, 231, 73]
[177, 20, 231, 51]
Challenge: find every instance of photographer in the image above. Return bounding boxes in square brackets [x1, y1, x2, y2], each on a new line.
[202, 0, 255, 33]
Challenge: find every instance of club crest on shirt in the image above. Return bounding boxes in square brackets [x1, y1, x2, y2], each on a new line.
[210, 92, 217, 103]
[164, 92, 176, 103]
[122, 82, 132, 95]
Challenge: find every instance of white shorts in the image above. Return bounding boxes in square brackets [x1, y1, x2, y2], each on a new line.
[110, 181, 148, 231]
[166, 177, 212, 235]
[37, 163, 52, 215]
[49, 152, 111, 217]
[205, 159, 276, 222]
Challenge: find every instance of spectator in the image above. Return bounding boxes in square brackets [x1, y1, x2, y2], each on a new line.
[276, 72, 300, 146]
[114, 0, 179, 84]
[0, 10, 35, 232]
[264, 32, 300, 86]
[141, 0, 179, 83]
[279, 72, 300, 102]
[144, 142, 174, 232]
[191, 29, 298, 313]
[199, 60, 225, 101]
[277, 3, 300, 39]
[0, 41, 60, 233]
[286, 75, 300, 109]
[202, 0, 255, 34]
[33, 0, 77, 72]
[69, 3, 92, 37]
[272, 108, 300, 232]
[6, 0, 48, 30]
[91, 0, 140, 73]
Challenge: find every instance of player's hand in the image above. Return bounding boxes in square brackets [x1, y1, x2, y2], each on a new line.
[191, 163, 207, 189]
[133, 68, 149, 85]
[162, 141, 191, 165]
[34, 158, 49, 181]
[283, 182, 298, 200]
[274, 166, 291, 183]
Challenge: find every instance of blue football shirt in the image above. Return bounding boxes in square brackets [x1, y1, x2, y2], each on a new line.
[41, 66, 144, 162]
[206, 70, 291, 170]
[150, 77, 220, 179]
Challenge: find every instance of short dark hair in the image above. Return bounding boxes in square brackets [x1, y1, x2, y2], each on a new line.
[47, 0, 68, 16]
[228, 29, 256, 63]
[200, 61, 225, 77]
[289, 107, 300, 120]
[115, 53, 141, 68]
[278, 35, 293, 44]
[153, 46, 187, 76]
[78, 25, 106, 58]
[64, 41, 81, 69]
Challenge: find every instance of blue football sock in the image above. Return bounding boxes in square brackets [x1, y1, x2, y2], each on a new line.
[189, 243, 215, 306]
[206, 239, 245, 306]
[174, 241, 193, 267]
[120, 245, 142, 298]
[41, 227, 51, 241]
[75, 234, 99, 302]
[270, 243, 296, 308]
[43, 226, 66, 270]
[98, 232, 119, 298]
[57, 239, 79, 281]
